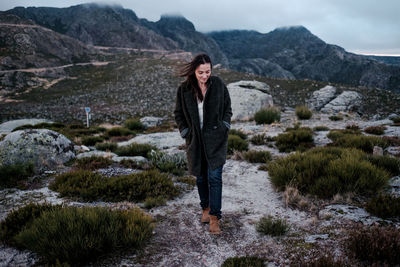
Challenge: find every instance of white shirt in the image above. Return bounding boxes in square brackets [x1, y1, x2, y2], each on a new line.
[197, 99, 204, 129]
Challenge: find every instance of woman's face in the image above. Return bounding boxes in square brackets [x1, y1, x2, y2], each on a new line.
[195, 63, 211, 85]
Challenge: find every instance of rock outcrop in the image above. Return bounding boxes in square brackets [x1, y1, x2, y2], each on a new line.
[227, 80, 273, 121]
[321, 91, 362, 113]
[0, 129, 75, 173]
[306, 85, 337, 111]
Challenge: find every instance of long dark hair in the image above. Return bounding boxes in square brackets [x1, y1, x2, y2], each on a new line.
[179, 53, 212, 102]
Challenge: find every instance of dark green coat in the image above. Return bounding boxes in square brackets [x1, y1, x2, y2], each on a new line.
[174, 76, 232, 176]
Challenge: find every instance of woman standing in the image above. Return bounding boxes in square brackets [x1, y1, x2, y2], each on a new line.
[174, 54, 232, 234]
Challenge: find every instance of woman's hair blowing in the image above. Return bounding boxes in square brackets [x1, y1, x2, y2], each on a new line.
[179, 54, 212, 101]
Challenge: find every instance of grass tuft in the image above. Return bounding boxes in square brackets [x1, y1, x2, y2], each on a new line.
[295, 106, 312, 120]
[254, 107, 280, 124]
[256, 215, 289, 236]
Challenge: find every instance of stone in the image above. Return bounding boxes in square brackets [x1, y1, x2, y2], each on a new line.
[140, 116, 164, 129]
[76, 151, 117, 159]
[227, 80, 273, 121]
[305, 234, 329, 243]
[373, 146, 383, 156]
[306, 85, 337, 111]
[385, 146, 400, 157]
[0, 119, 52, 134]
[118, 131, 184, 150]
[111, 156, 148, 163]
[0, 129, 75, 173]
[321, 91, 362, 113]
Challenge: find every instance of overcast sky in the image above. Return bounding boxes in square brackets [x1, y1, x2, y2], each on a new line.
[2, 0, 399, 56]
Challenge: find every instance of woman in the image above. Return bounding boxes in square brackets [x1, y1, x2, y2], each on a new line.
[174, 54, 232, 234]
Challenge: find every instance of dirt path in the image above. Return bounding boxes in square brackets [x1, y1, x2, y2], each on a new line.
[0, 61, 111, 74]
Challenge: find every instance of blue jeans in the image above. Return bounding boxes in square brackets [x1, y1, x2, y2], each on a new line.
[196, 165, 223, 220]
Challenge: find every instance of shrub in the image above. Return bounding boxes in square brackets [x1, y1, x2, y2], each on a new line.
[346, 225, 400, 265]
[124, 118, 145, 131]
[364, 125, 386, 135]
[346, 123, 360, 130]
[148, 150, 187, 176]
[106, 127, 134, 137]
[229, 129, 247, 140]
[0, 163, 35, 189]
[295, 106, 312, 120]
[366, 194, 400, 218]
[313, 126, 329, 131]
[275, 127, 313, 152]
[256, 215, 289, 236]
[228, 135, 249, 154]
[14, 206, 153, 265]
[365, 154, 400, 176]
[222, 256, 266, 267]
[329, 134, 388, 153]
[75, 156, 113, 170]
[250, 133, 267, 145]
[327, 129, 361, 141]
[81, 136, 104, 146]
[391, 116, 400, 123]
[329, 115, 343, 121]
[268, 147, 390, 198]
[176, 176, 196, 186]
[114, 142, 156, 157]
[254, 107, 280, 124]
[50, 169, 179, 202]
[242, 150, 272, 163]
[95, 142, 118, 152]
[144, 196, 167, 209]
[0, 203, 60, 247]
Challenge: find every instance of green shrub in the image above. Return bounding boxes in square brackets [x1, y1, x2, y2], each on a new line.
[50, 169, 179, 202]
[75, 156, 113, 170]
[12, 122, 65, 131]
[14, 206, 153, 265]
[148, 151, 187, 176]
[81, 136, 104, 146]
[295, 106, 312, 120]
[0, 203, 61, 247]
[144, 196, 167, 209]
[114, 142, 156, 157]
[329, 134, 388, 153]
[329, 115, 343, 121]
[222, 256, 266, 267]
[242, 150, 272, 163]
[124, 118, 145, 131]
[254, 107, 281, 124]
[391, 116, 400, 123]
[228, 135, 249, 154]
[365, 155, 400, 176]
[250, 133, 267, 145]
[106, 127, 134, 137]
[346, 225, 400, 265]
[313, 126, 330, 131]
[0, 163, 35, 189]
[327, 129, 361, 141]
[275, 127, 313, 152]
[366, 194, 400, 218]
[256, 215, 289, 236]
[229, 129, 248, 140]
[364, 125, 386, 135]
[268, 147, 390, 198]
[176, 176, 196, 186]
[346, 123, 360, 130]
[95, 142, 118, 152]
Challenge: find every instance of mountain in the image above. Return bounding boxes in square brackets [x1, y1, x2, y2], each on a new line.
[209, 27, 400, 92]
[6, 3, 178, 50]
[0, 13, 94, 70]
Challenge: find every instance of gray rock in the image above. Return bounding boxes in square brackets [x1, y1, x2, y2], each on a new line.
[227, 80, 274, 121]
[0, 129, 75, 173]
[76, 151, 117, 159]
[385, 146, 400, 157]
[319, 204, 384, 225]
[0, 119, 52, 134]
[373, 146, 384, 156]
[321, 91, 362, 113]
[305, 234, 329, 243]
[118, 131, 184, 150]
[306, 85, 337, 111]
[111, 156, 148, 163]
[140, 116, 164, 129]
[388, 176, 400, 197]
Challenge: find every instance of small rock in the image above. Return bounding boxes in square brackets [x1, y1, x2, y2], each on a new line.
[305, 234, 329, 243]
[140, 116, 164, 129]
[76, 151, 117, 159]
[373, 146, 383, 156]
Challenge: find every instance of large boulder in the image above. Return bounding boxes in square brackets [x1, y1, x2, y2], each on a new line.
[0, 119, 52, 134]
[227, 80, 273, 121]
[306, 85, 337, 111]
[118, 131, 184, 150]
[0, 129, 75, 173]
[321, 91, 362, 113]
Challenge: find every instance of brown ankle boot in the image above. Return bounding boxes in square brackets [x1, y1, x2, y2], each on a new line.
[209, 215, 221, 234]
[201, 207, 210, 223]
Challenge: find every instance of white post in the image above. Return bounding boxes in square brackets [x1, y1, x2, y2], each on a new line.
[84, 107, 91, 128]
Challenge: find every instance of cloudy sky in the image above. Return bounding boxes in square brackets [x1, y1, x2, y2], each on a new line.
[1, 0, 399, 56]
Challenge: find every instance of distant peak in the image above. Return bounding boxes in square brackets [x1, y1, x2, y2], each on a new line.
[275, 25, 310, 32]
[76, 2, 124, 9]
[160, 13, 185, 19]
[157, 14, 195, 31]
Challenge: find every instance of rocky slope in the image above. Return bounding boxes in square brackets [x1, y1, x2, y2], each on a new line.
[209, 27, 400, 92]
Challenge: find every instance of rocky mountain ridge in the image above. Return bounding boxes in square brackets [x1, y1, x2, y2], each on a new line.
[4, 4, 400, 92]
